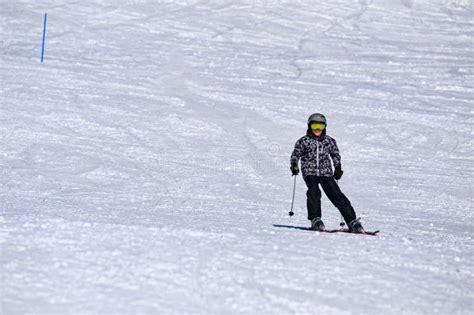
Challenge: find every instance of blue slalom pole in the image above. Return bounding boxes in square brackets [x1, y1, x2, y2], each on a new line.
[41, 13, 47, 63]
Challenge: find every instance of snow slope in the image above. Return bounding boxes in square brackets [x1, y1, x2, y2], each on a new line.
[2, 0, 473, 314]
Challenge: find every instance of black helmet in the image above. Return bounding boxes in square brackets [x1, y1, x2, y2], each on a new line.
[307, 113, 327, 125]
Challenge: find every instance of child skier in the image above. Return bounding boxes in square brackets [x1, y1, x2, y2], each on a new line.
[290, 113, 364, 232]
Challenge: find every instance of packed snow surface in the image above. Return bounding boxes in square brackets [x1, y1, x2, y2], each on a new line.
[2, 0, 473, 314]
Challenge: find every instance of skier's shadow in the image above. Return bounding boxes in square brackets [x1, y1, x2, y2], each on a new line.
[273, 224, 311, 231]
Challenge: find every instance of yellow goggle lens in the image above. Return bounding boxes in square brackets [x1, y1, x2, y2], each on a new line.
[310, 123, 326, 130]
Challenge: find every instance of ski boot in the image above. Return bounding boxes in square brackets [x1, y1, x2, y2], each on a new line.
[349, 218, 365, 233]
[310, 217, 326, 231]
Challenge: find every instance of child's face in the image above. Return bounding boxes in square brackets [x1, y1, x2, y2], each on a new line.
[310, 122, 325, 137]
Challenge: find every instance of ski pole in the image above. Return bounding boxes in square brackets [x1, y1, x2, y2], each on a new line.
[336, 179, 345, 227]
[289, 175, 297, 216]
[41, 13, 47, 63]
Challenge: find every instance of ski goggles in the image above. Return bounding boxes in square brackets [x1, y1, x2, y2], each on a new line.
[310, 123, 326, 130]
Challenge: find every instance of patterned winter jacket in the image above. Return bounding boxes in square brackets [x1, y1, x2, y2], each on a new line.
[291, 131, 341, 178]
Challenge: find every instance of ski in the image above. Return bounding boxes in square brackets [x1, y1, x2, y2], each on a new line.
[273, 224, 380, 235]
[321, 228, 380, 236]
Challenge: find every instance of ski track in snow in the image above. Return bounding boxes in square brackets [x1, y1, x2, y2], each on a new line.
[1, 0, 473, 314]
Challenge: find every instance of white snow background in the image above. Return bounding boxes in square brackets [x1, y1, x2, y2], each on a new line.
[1, 0, 473, 314]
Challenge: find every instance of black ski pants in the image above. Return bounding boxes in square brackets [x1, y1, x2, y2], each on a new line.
[304, 175, 356, 224]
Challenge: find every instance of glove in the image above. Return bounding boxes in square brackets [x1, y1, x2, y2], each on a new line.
[334, 165, 343, 180]
[290, 161, 299, 176]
